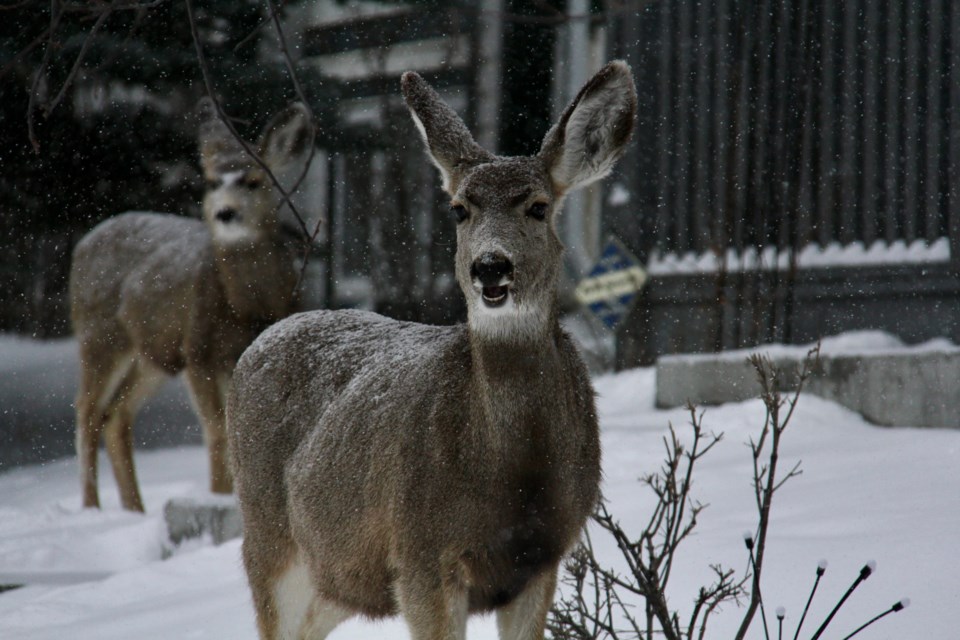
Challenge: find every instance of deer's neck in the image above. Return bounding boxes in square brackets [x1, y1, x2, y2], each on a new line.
[212, 237, 297, 322]
[469, 318, 565, 425]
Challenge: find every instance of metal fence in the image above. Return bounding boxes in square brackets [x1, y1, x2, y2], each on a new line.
[608, 0, 959, 260]
[605, 0, 960, 364]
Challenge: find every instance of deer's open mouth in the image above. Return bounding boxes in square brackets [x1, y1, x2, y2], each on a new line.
[481, 285, 510, 308]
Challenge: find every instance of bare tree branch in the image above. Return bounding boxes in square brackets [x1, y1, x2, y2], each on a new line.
[734, 346, 819, 640]
[27, 0, 63, 153]
[263, 0, 324, 293]
[0, 22, 52, 82]
[184, 0, 322, 300]
[42, 0, 114, 118]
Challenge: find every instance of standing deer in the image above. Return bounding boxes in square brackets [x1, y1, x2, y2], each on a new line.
[70, 100, 313, 512]
[229, 61, 636, 639]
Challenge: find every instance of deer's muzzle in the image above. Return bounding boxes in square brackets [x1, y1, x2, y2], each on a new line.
[471, 252, 514, 308]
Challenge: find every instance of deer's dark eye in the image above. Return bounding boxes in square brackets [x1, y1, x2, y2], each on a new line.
[205, 178, 222, 190]
[527, 202, 548, 221]
[241, 175, 263, 190]
[450, 204, 469, 223]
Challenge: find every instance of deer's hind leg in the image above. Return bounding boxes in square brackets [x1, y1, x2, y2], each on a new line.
[76, 338, 133, 510]
[99, 357, 167, 511]
[244, 540, 353, 640]
[395, 571, 469, 640]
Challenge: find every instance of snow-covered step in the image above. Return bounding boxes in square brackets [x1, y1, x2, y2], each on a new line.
[656, 331, 960, 429]
[163, 492, 242, 547]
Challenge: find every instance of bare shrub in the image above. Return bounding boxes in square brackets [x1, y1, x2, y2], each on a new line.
[548, 346, 905, 640]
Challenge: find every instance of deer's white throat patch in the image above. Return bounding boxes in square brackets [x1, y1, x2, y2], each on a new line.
[469, 294, 546, 342]
[211, 220, 259, 244]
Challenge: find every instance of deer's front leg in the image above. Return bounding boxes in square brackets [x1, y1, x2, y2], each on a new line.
[396, 571, 469, 640]
[496, 566, 558, 640]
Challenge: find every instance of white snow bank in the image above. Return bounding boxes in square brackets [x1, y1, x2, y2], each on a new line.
[0, 355, 958, 638]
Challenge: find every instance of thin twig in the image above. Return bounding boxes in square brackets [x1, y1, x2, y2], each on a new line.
[186, 0, 303, 231]
[27, 0, 63, 153]
[0, 0, 37, 10]
[42, 0, 114, 118]
[264, 0, 324, 293]
[0, 23, 52, 81]
[185, 0, 323, 302]
[734, 350, 814, 640]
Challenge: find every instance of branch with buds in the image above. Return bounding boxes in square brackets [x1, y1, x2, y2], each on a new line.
[549, 344, 909, 640]
[769, 560, 908, 640]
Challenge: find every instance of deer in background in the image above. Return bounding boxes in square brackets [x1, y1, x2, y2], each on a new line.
[229, 61, 636, 639]
[70, 100, 313, 512]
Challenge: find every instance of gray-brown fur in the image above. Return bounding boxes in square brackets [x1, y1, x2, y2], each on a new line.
[70, 100, 312, 512]
[230, 61, 637, 639]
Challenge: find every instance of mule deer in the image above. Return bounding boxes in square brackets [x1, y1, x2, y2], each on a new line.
[229, 61, 636, 639]
[70, 100, 312, 512]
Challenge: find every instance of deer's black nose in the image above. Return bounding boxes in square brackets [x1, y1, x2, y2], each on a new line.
[215, 208, 238, 223]
[471, 252, 514, 286]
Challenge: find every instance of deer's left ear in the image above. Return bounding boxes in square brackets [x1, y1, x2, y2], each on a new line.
[539, 61, 637, 195]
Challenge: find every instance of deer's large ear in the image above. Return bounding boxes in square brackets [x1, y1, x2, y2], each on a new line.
[401, 71, 493, 194]
[196, 97, 238, 173]
[258, 102, 314, 173]
[539, 61, 637, 195]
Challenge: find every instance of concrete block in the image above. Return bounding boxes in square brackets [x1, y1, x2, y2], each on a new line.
[164, 493, 242, 546]
[656, 338, 960, 429]
[656, 354, 809, 408]
[808, 352, 960, 427]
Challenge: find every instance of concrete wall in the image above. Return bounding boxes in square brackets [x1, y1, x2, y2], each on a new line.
[656, 340, 960, 429]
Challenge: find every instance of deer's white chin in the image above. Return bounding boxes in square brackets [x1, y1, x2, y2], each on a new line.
[476, 290, 516, 314]
[212, 222, 260, 245]
[469, 295, 546, 341]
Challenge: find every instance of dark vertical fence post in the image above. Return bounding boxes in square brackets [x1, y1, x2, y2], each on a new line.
[882, 0, 903, 242]
[902, 0, 922, 243]
[861, 0, 880, 247]
[838, 0, 860, 244]
[692, 0, 713, 254]
[950, 0, 960, 273]
[725, 2, 753, 348]
[925, 0, 944, 243]
[657, 0, 676, 254]
[712, 0, 733, 351]
[815, 2, 838, 246]
[675, 0, 693, 253]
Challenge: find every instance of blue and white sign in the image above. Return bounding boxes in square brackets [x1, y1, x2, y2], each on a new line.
[575, 237, 647, 329]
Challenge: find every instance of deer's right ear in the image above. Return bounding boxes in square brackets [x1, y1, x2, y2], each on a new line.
[401, 72, 492, 194]
[196, 97, 235, 173]
[258, 103, 314, 173]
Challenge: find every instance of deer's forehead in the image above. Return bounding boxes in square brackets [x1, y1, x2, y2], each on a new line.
[203, 153, 261, 179]
[458, 159, 550, 209]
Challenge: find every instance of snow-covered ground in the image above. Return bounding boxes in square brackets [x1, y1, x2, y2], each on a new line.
[1, 341, 958, 639]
